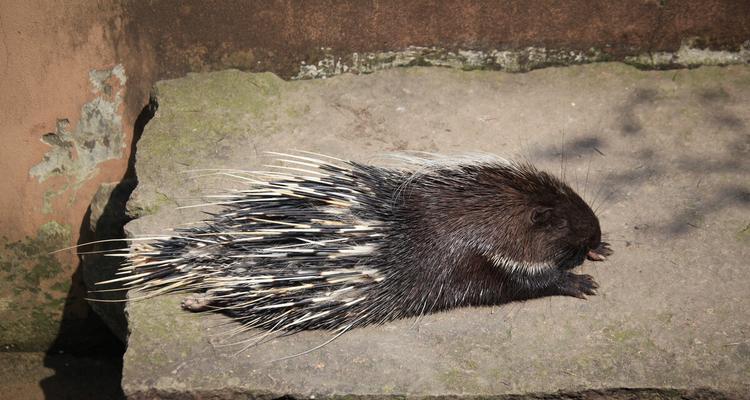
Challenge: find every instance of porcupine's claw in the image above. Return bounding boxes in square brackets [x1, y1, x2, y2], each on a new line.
[558, 273, 599, 299]
[587, 242, 613, 261]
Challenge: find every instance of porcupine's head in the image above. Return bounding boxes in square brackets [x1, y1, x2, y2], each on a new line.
[452, 161, 610, 274]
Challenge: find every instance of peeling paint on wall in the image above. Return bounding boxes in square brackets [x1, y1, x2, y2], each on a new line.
[625, 39, 750, 68]
[28, 64, 127, 215]
[293, 40, 750, 80]
[293, 46, 609, 80]
[29, 65, 127, 185]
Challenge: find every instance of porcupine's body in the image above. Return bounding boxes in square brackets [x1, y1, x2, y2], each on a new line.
[103, 152, 611, 337]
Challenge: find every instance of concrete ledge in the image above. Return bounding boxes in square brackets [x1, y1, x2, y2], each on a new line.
[122, 65, 750, 398]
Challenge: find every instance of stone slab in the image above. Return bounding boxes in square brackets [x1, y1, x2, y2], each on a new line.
[122, 65, 750, 398]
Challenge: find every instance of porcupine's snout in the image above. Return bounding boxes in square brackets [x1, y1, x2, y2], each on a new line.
[571, 207, 610, 262]
[586, 225, 612, 262]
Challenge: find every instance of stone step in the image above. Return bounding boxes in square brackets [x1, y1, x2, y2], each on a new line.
[119, 65, 750, 399]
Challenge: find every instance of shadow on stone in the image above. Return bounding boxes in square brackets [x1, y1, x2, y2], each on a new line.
[39, 97, 157, 400]
[532, 135, 607, 162]
[663, 185, 750, 236]
[619, 88, 658, 136]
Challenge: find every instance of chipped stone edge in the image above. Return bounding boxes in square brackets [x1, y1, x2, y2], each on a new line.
[292, 40, 750, 80]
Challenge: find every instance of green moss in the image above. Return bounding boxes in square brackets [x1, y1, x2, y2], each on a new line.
[140, 70, 286, 168]
[0, 221, 73, 350]
[44, 221, 72, 242]
[157, 70, 282, 115]
[124, 70, 297, 218]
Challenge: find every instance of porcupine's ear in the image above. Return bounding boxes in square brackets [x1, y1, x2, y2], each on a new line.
[530, 207, 553, 225]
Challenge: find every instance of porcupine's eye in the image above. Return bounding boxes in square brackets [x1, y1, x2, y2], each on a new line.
[530, 207, 553, 225]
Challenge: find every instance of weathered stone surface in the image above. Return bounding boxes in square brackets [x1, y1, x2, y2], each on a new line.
[123, 65, 750, 398]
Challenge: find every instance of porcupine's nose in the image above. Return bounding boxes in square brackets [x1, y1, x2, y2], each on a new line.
[585, 229, 605, 261]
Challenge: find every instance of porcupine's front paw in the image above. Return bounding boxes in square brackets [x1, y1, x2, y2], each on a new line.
[587, 242, 613, 261]
[558, 273, 599, 299]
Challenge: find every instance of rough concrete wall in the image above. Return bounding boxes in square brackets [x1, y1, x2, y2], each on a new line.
[0, 0, 748, 352]
[127, 0, 750, 79]
[0, 1, 156, 350]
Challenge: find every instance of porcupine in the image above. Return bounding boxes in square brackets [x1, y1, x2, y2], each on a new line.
[97, 151, 612, 347]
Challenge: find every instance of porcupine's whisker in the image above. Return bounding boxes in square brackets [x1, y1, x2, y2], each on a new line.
[589, 173, 611, 213]
[572, 158, 580, 194]
[560, 130, 567, 182]
[595, 189, 617, 214]
[589, 179, 608, 211]
[583, 152, 593, 203]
